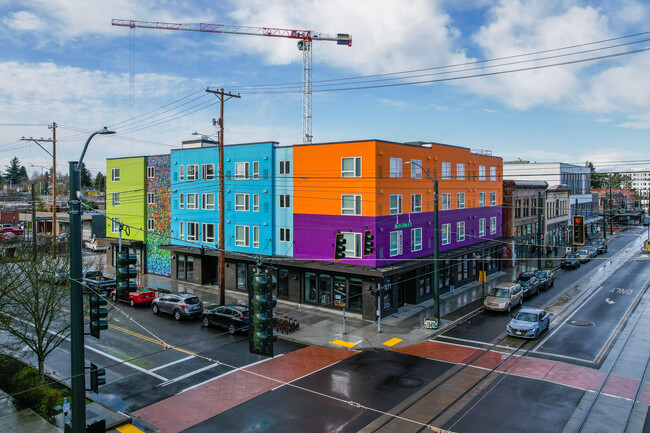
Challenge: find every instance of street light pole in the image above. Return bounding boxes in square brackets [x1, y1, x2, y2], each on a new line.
[406, 161, 440, 322]
[69, 127, 115, 433]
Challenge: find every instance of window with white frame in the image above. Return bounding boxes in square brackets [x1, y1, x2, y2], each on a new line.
[252, 161, 259, 179]
[390, 231, 403, 256]
[187, 222, 199, 241]
[235, 225, 249, 247]
[187, 164, 199, 181]
[179, 221, 184, 240]
[456, 163, 465, 180]
[342, 232, 361, 258]
[341, 157, 361, 177]
[390, 194, 402, 214]
[490, 191, 497, 206]
[147, 218, 154, 231]
[179, 165, 185, 181]
[253, 226, 259, 248]
[235, 194, 250, 211]
[179, 193, 185, 209]
[202, 193, 215, 210]
[442, 162, 451, 179]
[410, 159, 422, 178]
[279, 194, 291, 208]
[112, 217, 121, 233]
[442, 223, 451, 245]
[147, 166, 155, 179]
[490, 166, 497, 181]
[280, 227, 291, 242]
[253, 194, 259, 212]
[112, 193, 120, 207]
[111, 168, 121, 182]
[187, 193, 199, 209]
[411, 194, 422, 213]
[279, 160, 291, 175]
[479, 165, 486, 181]
[147, 192, 155, 204]
[202, 164, 215, 180]
[411, 227, 422, 252]
[341, 195, 361, 215]
[490, 216, 497, 234]
[202, 223, 215, 243]
[479, 218, 486, 237]
[235, 162, 249, 180]
[390, 157, 402, 178]
[441, 193, 450, 210]
[456, 221, 465, 242]
[457, 192, 465, 209]
[479, 192, 486, 207]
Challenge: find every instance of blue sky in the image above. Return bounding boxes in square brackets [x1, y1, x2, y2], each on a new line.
[1, 0, 649, 178]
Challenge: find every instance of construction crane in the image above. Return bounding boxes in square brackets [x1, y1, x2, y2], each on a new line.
[112, 19, 352, 144]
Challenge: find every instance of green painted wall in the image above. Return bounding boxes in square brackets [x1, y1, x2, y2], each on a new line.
[106, 157, 146, 242]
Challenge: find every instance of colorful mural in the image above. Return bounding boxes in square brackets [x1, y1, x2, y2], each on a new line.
[146, 155, 171, 277]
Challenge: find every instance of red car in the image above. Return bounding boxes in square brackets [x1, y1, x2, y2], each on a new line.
[0, 227, 23, 235]
[110, 286, 156, 307]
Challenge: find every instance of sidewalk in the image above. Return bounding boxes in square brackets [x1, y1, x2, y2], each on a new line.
[138, 268, 516, 351]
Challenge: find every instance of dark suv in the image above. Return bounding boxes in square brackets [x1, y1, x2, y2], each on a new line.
[517, 271, 540, 298]
[561, 252, 581, 269]
[152, 292, 203, 321]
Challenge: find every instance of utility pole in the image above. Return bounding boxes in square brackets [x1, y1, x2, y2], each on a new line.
[205, 88, 240, 306]
[537, 191, 543, 269]
[49, 122, 57, 257]
[31, 183, 37, 260]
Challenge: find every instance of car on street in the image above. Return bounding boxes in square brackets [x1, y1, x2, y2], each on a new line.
[55, 267, 68, 284]
[583, 245, 598, 258]
[0, 232, 16, 242]
[576, 249, 591, 262]
[57, 232, 70, 243]
[0, 227, 23, 236]
[152, 292, 203, 321]
[591, 239, 608, 254]
[83, 270, 117, 295]
[506, 307, 551, 339]
[534, 269, 555, 290]
[110, 286, 156, 307]
[517, 271, 540, 298]
[201, 304, 249, 334]
[84, 238, 108, 252]
[484, 283, 523, 313]
[561, 252, 581, 269]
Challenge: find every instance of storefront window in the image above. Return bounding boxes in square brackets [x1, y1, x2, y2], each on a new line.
[186, 256, 194, 281]
[333, 276, 347, 308]
[278, 268, 289, 299]
[177, 254, 186, 280]
[348, 278, 362, 312]
[305, 272, 317, 303]
[237, 263, 247, 291]
[319, 273, 332, 306]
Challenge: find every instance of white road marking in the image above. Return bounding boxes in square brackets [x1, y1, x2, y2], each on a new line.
[150, 355, 195, 372]
[271, 358, 345, 392]
[158, 362, 222, 387]
[84, 344, 168, 381]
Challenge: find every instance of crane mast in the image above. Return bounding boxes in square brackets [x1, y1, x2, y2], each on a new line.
[112, 19, 352, 144]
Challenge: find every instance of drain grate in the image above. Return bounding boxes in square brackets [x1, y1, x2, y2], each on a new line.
[397, 377, 423, 388]
[569, 320, 594, 327]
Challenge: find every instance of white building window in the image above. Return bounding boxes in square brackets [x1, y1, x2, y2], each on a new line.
[390, 194, 402, 214]
[390, 231, 403, 257]
[179, 193, 185, 209]
[202, 164, 215, 180]
[187, 193, 199, 209]
[235, 194, 250, 211]
[442, 223, 451, 245]
[490, 191, 497, 206]
[410, 159, 422, 179]
[280, 227, 291, 242]
[147, 192, 155, 204]
[279, 160, 291, 175]
[179, 165, 185, 181]
[235, 225, 249, 247]
[342, 232, 361, 258]
[411, 194, 422, 213]
[490, 166, 497, 181]
[112, 193, 120, 207]
[341, 157, 361, 177]
[202, 193, 215, 210]
[456, 163, 465, 180]
[456, 221, 465, 242]
[479, 192, 486, 207]
[187, 164, 199, 181]
[235, 162, 249, 180]
[411, 228, 422, 252]
[202, 223, 215, 243]
[457, 192, 465, 209]
[253, 194, 259, 212]
[147, 166, 155, 179]
[479, 165, 486, 181]
[179, 221, 184, 240]
[341, 195, 362, 215]
[279, 194, 291, 208]
[252, 161, 259, 179]
[147, 218, 154, 231]
[112, 217, 121, 233]
[253, 226, 259, 248]
[442, 162, 451, 180]
[441, 193, 450, 210]
[111, 168, 121, 182]
[390, 157, 402, 178]
[479, 218, 486, 237]
[187, 222, 199, 241]
[490, 216, 497, 234]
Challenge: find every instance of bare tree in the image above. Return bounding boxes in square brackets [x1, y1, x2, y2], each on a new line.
[0, 246, 70, 379]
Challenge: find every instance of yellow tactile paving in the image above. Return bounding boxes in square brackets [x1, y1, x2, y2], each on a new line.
[330, 339, 358, 348]
[116, 424, 145, 433]
[383, 338, 402, 347]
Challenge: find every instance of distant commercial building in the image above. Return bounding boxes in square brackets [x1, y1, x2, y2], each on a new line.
[544, 185, 570, 256]
[630, 168, 650, 212]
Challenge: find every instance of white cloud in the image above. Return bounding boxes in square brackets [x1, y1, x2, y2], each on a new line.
[616, 112, 650, 129]
[3, 11, 43, 31]
[580, 148, 639, 171]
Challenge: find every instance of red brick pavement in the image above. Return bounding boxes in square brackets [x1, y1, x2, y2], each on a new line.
[134, 346, 357, 433]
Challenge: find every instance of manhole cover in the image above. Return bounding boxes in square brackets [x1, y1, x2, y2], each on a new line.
[569, 320, 594, 327]
[397, 377, 423, 388]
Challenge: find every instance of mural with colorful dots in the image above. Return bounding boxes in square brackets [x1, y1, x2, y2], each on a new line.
[146, 155, 171, 276]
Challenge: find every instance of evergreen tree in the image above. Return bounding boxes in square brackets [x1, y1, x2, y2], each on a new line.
[80, 163, 93, 189]
[3, 157, 24, 185]
[94, 172, 106, 192]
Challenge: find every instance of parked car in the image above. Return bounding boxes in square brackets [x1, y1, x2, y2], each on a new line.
[152, 292, 203, 321]
[83, 270, 117, 294]
[561, 252, 581, 269]
[506, 307, 551, 339]
[56, 232, 70, 243]
[576, 249, 591, 263]
[591, 239, 608, 254]
[0, 227, 23, 236]
[201, 304, 249, 334]
[583, 245, 598, 258]
[484, 283, 523, 313]
[55, 267, 68, 284]
[84, 238, 108, 252]
[110, 286, 156, 307]
[517, 271, 540, 298]
[534, 269, 555, 290]
[0, 232, 16, 242]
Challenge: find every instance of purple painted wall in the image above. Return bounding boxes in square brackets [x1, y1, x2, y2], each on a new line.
[294, 206, 502, 267]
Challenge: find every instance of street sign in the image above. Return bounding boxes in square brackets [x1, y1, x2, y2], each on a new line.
[394, 222, 412, 229]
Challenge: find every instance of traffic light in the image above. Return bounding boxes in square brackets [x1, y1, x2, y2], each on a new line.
[89, 362, 106, 393]
[89, 293, 108, 339]
[363, 230, 374, 256]
[116, 251, 137, 299]
[573, 215, 585, 246]
[249, 272, 277, 358]
[334, 233, 346, 260]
